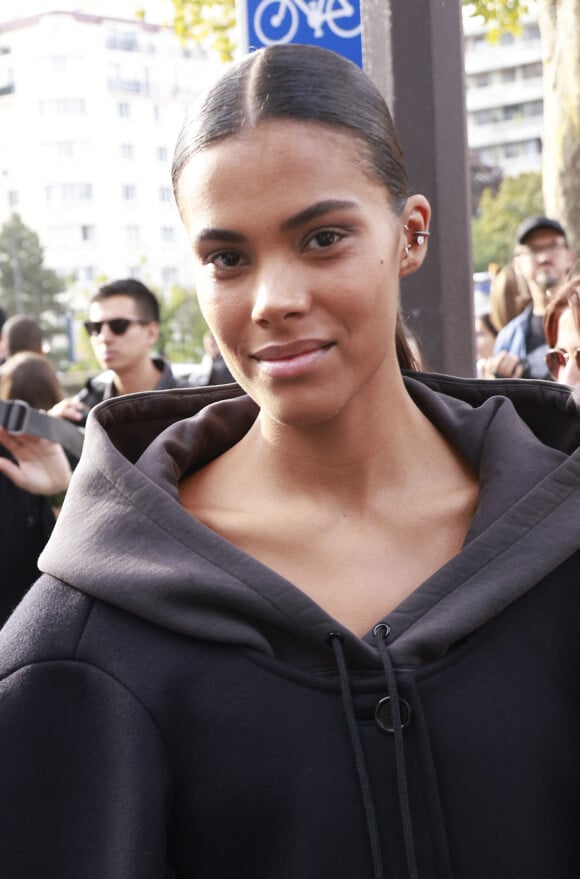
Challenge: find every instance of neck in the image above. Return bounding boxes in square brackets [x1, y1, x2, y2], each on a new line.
[529, 280, 549, 315]
[113, 358, 160, 396]
[239, 372, 449, 508]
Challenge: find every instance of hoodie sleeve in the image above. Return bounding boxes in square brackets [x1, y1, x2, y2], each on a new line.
[0, 659, 173, 878]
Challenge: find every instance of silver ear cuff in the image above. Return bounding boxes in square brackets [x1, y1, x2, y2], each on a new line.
[404, 225, 431, 248]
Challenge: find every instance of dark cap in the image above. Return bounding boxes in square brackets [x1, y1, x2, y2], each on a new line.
[516, 215, 568, 246]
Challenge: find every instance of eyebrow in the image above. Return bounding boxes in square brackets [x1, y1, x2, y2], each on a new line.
[193, 228, 247, 245]
[280, 199, 359, 232]
[193, 199, 359, 246]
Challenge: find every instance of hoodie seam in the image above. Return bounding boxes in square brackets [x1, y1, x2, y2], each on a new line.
[399, 476, 580, 646]
[0, 657, 171, 760]
[86, 464, 310, 631]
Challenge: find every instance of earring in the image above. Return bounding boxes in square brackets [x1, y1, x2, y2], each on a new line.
[404, 225, 431, 247]
[404, 243, 411, 255]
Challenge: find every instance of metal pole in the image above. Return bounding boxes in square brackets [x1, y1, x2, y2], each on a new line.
[362, 0, 475, 377]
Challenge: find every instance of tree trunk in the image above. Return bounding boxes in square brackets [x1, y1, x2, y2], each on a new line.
[537, 0, 580, 252]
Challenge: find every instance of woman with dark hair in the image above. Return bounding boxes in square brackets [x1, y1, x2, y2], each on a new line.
[543, 274, 580, 388]
[0, 352, 67, 622]
[1, 45, 580, 878]
[0, 350, 63, 410]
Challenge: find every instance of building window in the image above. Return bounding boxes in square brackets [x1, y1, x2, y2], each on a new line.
[156, 146, 168, 162]
[503, 104, 522, 121]
[125, 225, 140, 244]
[45, 183, 93, 204]
[159, 187, 172, 203]
[161, 267, 178, 285]
[117, 102, 130, 118]
[523, 100, 543, 118]
[81, 225, 95, 242]
[522, 62, 543, 80]
[39, 98, 86, 116]
[51, 55, 68, 72]
[122, 184, 137, 201]
[106, 29, 139, 51]
[500, 68, 516, 84]
[55, 142, 74, 158]
[523, 23, 541, 40]
[474, 108, 500, 126]
[8, 189, 18, 208]
[523, 138, 542, 155]
[161, 226, 176, 242]
[120, 143, 135, 160]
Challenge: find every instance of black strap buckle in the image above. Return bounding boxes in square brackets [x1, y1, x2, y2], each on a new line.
[0, 399, 31, 433]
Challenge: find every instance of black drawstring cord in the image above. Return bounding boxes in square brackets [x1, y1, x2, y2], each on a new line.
[328, 632, 384, 879]
[374, 623, 419, 879]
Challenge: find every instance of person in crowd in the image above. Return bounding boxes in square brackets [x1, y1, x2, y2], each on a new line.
[51, 278, 183, 425]
[2, 44, 580, 878]
[488, 261, 531, 332]
[488, 216, 574, 379]
[0, 355, 69, 624]
[188, 329, 236, 386]
[0, 307, 6, 363]
[543, 273, 580, 390]
[0, 350, 63, 410]
[473, 292, 498, 378]
[0, 313, 43, 360]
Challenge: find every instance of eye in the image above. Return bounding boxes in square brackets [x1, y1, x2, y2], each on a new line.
[211, 251, 243, 268]
[304, 229, 344, 251]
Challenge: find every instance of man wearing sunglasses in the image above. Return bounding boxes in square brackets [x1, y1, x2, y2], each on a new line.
[52, 279, 182, 428]
[488, 216, 574, 380]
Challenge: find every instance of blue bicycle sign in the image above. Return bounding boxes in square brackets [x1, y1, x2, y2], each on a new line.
[239, 0, 363, 67]
[254, 0, 361, 44]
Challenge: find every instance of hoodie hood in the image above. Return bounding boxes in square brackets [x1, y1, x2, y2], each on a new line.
[39, 374, 580, 669]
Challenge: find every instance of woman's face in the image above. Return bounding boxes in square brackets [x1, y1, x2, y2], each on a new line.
[176, 121, 428, 426]
[551, 307, 580, 388]
[474, 315, 496, 361]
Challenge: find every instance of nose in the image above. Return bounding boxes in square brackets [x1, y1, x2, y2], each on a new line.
[96, 323, 115, 342]
[251, 260, 310, 326]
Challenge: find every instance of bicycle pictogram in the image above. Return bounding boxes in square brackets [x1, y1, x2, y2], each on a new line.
[253, 0, 361, 45]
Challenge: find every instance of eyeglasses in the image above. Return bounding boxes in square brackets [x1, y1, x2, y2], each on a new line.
[515, 240, 569, 258]
[545, 347, 580, 379]
[83, 318, 150, 336]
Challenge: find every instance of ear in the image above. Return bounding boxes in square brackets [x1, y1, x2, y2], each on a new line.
[147, 321, 160, 347]
[399, 195, 431, 279]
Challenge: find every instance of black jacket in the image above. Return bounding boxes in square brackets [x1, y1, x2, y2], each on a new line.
[0, 449, 55, 625]
[74, 357, 182, 426]
[1, 374, 580, 877]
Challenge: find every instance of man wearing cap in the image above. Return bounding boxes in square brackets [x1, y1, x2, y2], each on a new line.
[489, 216, 574, 379]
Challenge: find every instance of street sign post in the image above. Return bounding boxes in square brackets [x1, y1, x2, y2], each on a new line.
[237, 0, 362, 67]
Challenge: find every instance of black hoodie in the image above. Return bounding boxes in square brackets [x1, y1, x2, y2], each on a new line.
[1, 373, 580, 878]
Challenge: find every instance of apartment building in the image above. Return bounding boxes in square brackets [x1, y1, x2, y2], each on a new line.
[0, 10, 222, 293]
[463, 12, 544, 178]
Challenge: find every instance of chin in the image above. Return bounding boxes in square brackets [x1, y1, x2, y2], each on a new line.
[256, 386, 348, 429]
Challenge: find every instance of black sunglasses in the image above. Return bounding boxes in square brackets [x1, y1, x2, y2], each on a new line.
[545, 347, 580, 379]
[84, 318, 150, 336]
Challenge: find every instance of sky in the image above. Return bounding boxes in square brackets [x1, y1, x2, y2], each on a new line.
[0, 1, 175, 27]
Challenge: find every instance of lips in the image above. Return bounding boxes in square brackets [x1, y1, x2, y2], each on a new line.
[252, 339, 332, 361]
[250, 339, 334, 379]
